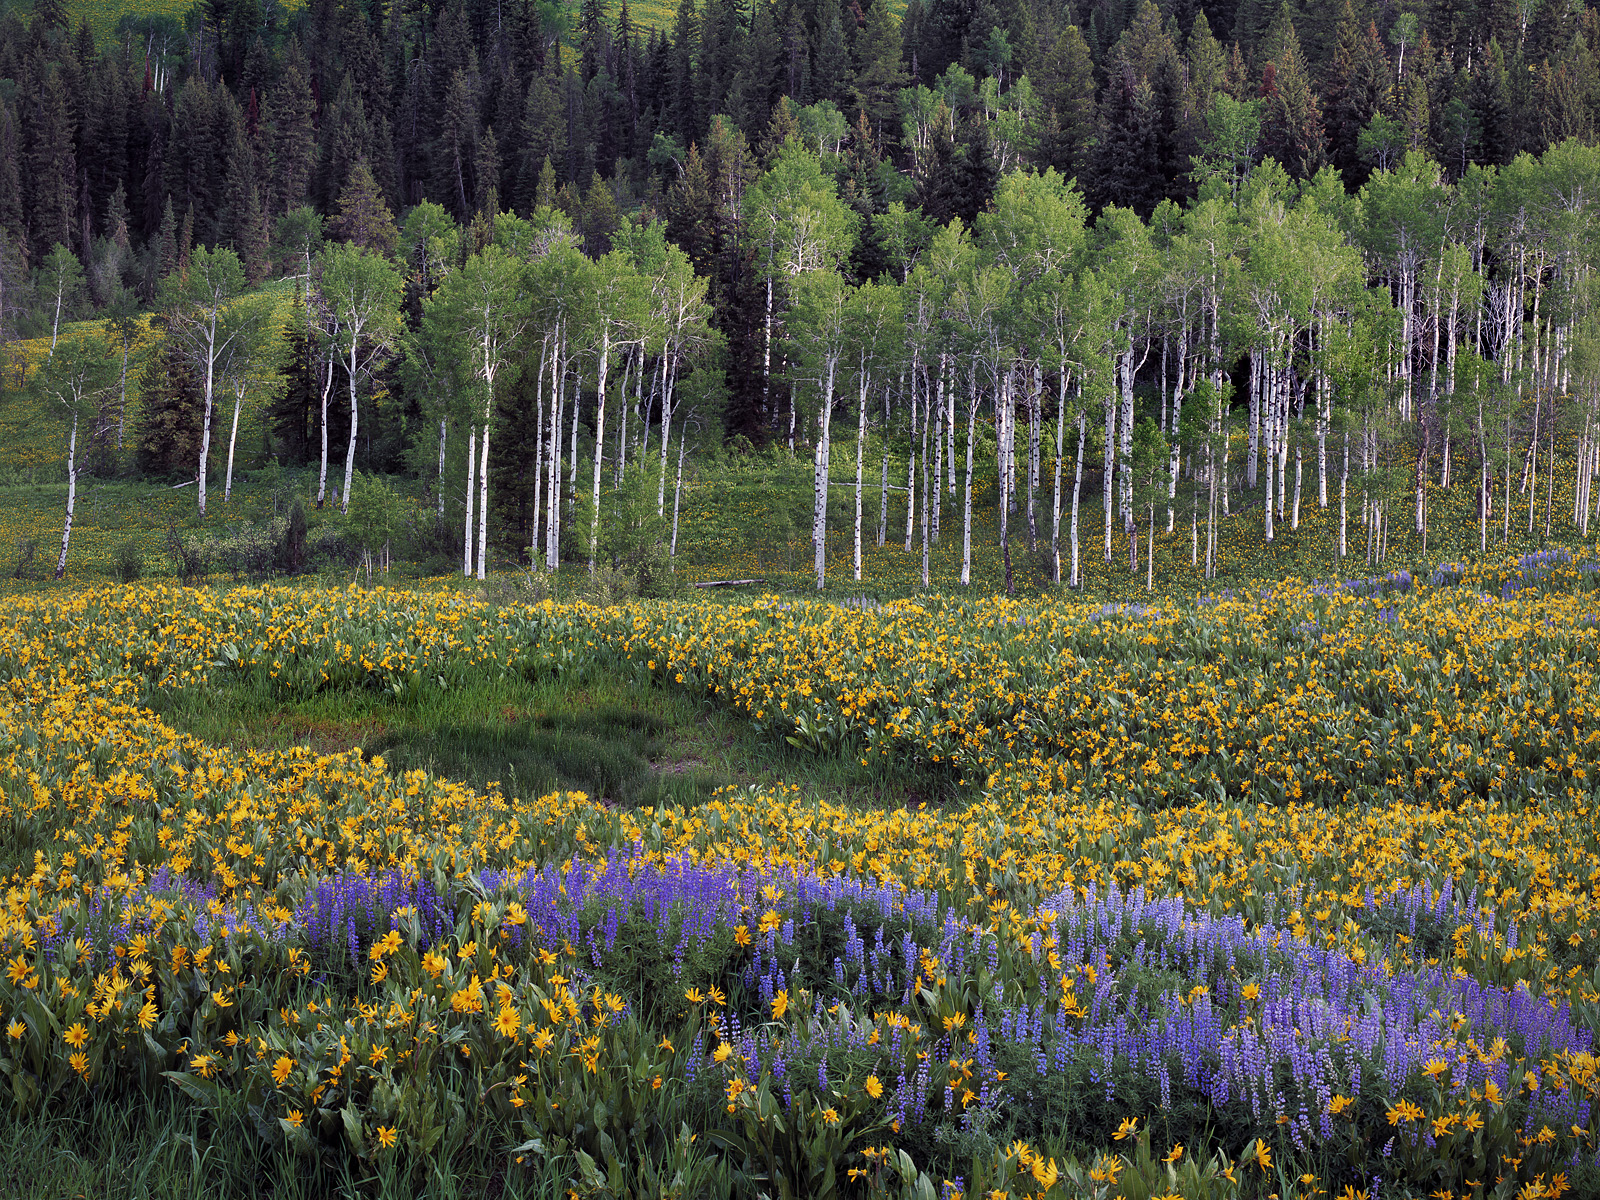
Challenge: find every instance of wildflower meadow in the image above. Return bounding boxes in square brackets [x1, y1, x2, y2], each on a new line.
[0, 552, 1596, 1200]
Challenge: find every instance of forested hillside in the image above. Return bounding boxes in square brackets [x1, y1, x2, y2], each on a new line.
[1, 0, 1598, 588]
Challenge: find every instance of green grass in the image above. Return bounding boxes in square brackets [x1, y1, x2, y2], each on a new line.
[0, 1085, 581, 1200]
[148, 653, 941, 813]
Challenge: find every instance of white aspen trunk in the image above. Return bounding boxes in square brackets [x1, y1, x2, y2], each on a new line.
[547, 331, 565, 569]
[317, 355, 334, 508]
[920, 381, 931, 587]
[905, 360, 919, 552]
[1050, 365, 1067, 583]
[763, 273, 774, 428]
[1146, 501, 1154, 591]
[437, 418, 448, 519]
[1118, 348, 1136, 526]
[224, 388, 244, 503]
[1103, 387, 1117, 562]
[1168, 334, 1184, 532]
[476, 417, 491, 580]
[853, 364, 868, 581]
[55, 412, 76, 579]
[1340, 430, 1349, 558]
[1316, 314, 1329, 508]
[614, 349, 630, 489]
[671, 424, 687, 558]
[999, 368, 1013, 593]
[1071, 410, 1085, 588]
[946, 355, 957, 497]
[658, 358, 678, 516]
[878, 381, 893, 549]
[933, 358, 947, 540]
[1026, 368, 1039, 552]
[1247, 351, 1260, 489]
[1264, 379, 1276, 543]
[812, 354, 837, 590]
[960, 369, 977, 587]
[589, 332, 610, 572]
[198, 328, 216, 517]
[1292, 440, 1302, 531]
[342, 338, 359, 515]
[532, 342, 546, 552]
[464, 426, 477, 576]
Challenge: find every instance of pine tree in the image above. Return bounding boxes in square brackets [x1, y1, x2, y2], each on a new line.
[320, 73, 372, 212]
[1469, 39, 1515, 166]
[852, 0, 907, 137]
[26, 64, 76, 260]
[269, 286, 317, 464]
[137, 325, 206, 479]
[1258, 9, 1327, 179]
[332, 160, 399, 255]
[266, 53, 316, 215]
[813, 0, 854, 106]
[1037, 26, 1098, 180]
[0, 100, 23, 248]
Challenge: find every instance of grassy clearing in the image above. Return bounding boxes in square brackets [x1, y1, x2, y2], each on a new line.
[149, 655, 938, 815]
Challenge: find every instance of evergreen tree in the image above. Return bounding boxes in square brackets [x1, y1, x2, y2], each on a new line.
[332, 160, 400, 256]
[26, 63, 76, 260]
[813, 0, 855, 105]
[269, 286, 318, 465]
[1258, 9, 1327, 179]
[137, 322, 206, 478]
[854, 0, 909, 137]
[1469, 39, 1515, 166]
[1036, 25, 1098, 180]
[265, 53, 317, 216]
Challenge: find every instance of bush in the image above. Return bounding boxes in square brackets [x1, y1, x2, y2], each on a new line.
[279, 500, 308, 574]
[210, 519, 283, 582]
[113, 539, 144, 583]
[12, 537, 36, 579]
[165, 525, 210, 585]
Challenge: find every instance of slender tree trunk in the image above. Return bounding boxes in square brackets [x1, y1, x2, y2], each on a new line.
[658, 358, 678, 516]
[670, 424, 687, 558]
[476, 413, 491, 580]
[1340, 430, 1349, 558]
[853, 366, 868, 582]
[224, 389, 243, 502]
[589, 333, 610, 572]
[1103, 389, 1116, 562]
[878, 382, 893, 549]
[1071, 411, 1085, 588]
[342, 340, 359, 515]
[920, 384, 931, 588]
[198, 337, 216, 517]
[1026, 368, 1039, 552]
[1051, 368, 1067, 583]
[1146, 502, 1154, 591]
[316, 355, 334, 508]
[999, 369, 1013, 595]
[437, 418, 448, 519]
[961, 370, 977, 587]
[464, 426, 477, 576]
[905, 362, 919, 552]
[55, 412, 76, 579]
[812, 354, 837, 590]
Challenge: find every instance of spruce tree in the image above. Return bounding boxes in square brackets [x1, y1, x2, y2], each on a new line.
[332, 160, 399, 256]
[266, 55, 316, 216]
[26, 64, 76, 260]
[137, 325, 206, 479]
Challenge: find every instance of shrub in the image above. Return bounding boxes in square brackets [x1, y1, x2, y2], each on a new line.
[113, 538, 144, 582]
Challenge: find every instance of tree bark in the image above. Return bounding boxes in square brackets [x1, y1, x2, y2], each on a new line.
[55, 412, 76, 580]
